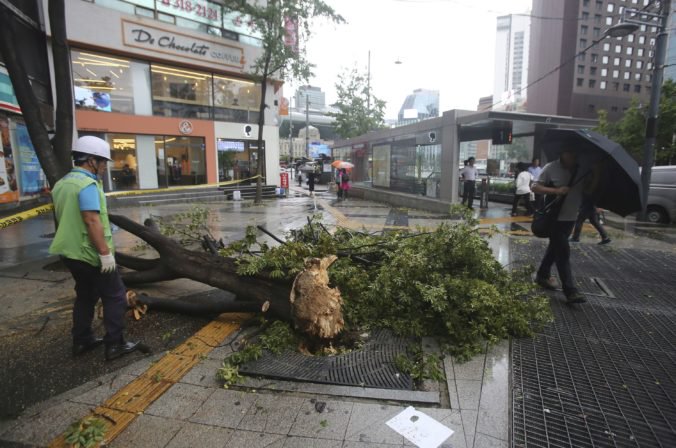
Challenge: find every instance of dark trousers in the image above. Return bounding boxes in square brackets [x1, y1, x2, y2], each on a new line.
[537, 221, 578, 296]
[533, 193, 544, 211]
[462, 180, 476, 208]
[62, 257, 127, 345]
[572, 206, 608, 240]
[512, 193, 534, 215]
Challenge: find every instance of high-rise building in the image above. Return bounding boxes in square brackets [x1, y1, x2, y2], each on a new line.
[664, 3, 676, 81]
[295, 85, 326, 110]
[493, 14, 530, 111]
[527, 0, 657, 121]
[397, 89, 439, 125]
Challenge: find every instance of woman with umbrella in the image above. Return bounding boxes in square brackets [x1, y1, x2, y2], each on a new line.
[331, 161, 353, 201]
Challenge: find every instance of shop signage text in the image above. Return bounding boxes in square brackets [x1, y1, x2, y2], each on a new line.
[122, 20, 245, 69]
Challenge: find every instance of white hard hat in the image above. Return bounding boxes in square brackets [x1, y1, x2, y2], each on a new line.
[72, 136, 111, 160]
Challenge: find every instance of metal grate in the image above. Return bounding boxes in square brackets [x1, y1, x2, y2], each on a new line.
[512, 244, 676, 448]
[239, 329, 414, 390]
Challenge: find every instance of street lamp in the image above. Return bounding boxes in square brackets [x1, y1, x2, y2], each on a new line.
[606, 3, 672, 221]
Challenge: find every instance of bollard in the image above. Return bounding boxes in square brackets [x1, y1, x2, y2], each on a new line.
[480, 178, 489, 209]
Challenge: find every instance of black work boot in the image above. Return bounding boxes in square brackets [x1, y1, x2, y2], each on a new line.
[105, 340, 140, 361]
[73, 337, 104, 357]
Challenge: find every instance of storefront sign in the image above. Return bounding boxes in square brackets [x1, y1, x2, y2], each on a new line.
[122, 20, 245, 69]
[179, 120, 194, 135]
[156, 0, 222, 28]
[0, 67, 21, 114]
[280, 172, 289, 189]
[16, 124, 46, 195]
[0, 117, 18, 204]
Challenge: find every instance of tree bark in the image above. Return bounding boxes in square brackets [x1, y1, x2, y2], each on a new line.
[110, 214, 293, 319]
[254, 53, 271, 205]
[48, 0, 74, 171]
[0, 5, 67, 187]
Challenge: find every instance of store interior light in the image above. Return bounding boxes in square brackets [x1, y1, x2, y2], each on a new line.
[79, 52, 130, 64]
[214, 75, 254, 85]
[85, 68, 98, 77]
[153, 65, 209, 79]
[109, 70, 120, 79]
[75, 78, 107, 83]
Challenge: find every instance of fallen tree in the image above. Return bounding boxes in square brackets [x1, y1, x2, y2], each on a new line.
[111, 209, 552, 360]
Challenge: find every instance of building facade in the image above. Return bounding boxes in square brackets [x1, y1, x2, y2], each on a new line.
[294, 85, 326, 110]
[528, 0, 657, 121]
[397, 89, 440, 126]
[47, 0, 282, 191]
[665, 2, 676, 81]
[493, 14, 530, 111]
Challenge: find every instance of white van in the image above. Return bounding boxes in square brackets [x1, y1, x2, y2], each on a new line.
[646, 166, 676, 224]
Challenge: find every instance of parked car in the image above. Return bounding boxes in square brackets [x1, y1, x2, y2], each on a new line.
[646, 166, 676, 224]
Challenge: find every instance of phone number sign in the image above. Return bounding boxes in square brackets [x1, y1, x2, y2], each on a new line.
[157, 0, 222, 28]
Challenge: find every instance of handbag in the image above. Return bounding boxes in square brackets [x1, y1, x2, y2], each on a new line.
[531, 167, 578, 238]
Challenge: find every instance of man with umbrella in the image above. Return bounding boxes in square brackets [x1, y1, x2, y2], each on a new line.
[532, 149, 586, 304]
[533, 129, 643, 304]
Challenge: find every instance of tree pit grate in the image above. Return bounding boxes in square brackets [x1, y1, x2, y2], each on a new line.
[238, 329, 415, 390]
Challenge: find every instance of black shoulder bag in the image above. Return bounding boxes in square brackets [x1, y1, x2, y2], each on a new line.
[531, 167, 578, 238]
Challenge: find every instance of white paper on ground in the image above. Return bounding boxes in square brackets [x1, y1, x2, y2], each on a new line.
[385, 406, 454, 448]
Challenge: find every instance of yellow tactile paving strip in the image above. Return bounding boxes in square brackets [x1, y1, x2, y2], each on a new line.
[48, 313, 252, 448]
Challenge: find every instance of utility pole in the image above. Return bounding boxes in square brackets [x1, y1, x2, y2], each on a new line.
[288, 96, 294, 162]
[305, 88, 310, 159]
[639, 0, 671, 221]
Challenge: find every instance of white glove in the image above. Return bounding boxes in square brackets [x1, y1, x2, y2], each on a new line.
[99, 253, 116, 273]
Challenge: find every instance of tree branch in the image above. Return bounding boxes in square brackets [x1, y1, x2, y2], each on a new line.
[115, 252, 160, 271]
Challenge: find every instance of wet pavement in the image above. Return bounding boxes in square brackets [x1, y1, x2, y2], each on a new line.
[0, 184, 674, 447]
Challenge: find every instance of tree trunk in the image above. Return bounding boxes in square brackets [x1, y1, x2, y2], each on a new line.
[110, 214, 344, 339]
[254, 52, 272, 205]
[0, 5, 67, 187]
[48, 0, 74, 171]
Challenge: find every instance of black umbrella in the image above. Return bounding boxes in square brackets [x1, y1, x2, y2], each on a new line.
[540, 128, 642, 217]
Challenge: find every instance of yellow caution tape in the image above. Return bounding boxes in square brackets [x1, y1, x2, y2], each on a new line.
[0, 204, 55, 230]
[0, 176, 265, 230]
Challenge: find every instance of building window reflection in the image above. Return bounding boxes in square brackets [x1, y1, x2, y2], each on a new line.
[213, 75, 261, 122]
[107, 134, 139, 190]
[217, 138, 264, 183]
[155, 136, 206, 186]
[151, 65, 212, 119]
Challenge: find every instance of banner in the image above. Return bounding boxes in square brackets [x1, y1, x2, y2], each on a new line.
[283, 16, 298, 53]
[0, 66, 20, 114]
[16, 124, 46, 195]
[0, 117, 18, 204]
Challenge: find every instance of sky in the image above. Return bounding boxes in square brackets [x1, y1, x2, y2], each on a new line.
[296, 0, 532, 120]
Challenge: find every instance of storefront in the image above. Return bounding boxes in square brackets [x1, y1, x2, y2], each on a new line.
[62, 0, 281, 192]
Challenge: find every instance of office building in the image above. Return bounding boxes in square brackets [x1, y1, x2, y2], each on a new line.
[664, 3, 676, 81]
[295, 85, 326, 110]
[528, 0, 657, 121]
[493, 14, 530, 111]
[397, 89, 439, 125]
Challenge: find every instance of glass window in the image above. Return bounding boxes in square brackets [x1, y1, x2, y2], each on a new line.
[583, 0, 590, 6]
[581, 25, 588, 35]
[589, 79, 596, 88]
[606, 16, 613, 25]
[640, 24, 646, 32]
[600, 81, 607, 89]
[135, 6, 154, 18]
[638, 48, 644, 56]
[613, 82, 620, 90]
[639, 35, 646, 44]
[580, 39, 588, 48]
[217, 139, 257, 182]
[615, 45, 622, 53]
[582, 12, 590, 20]
[601, 68, 608, 76]
[628, 34, 634, 42]
[590, 66, 597, 75]
[578, 65, 585, 74]
[603, 42, 611, 51]
[613, 69, 620, 78]
[625, 59, 632, 67]
[614, 57, 621, 66]
[213, 75, 262, 123]
[591, 53, 599, 63]
[578, 53, 586, 61]
[595, 14, 602, 24]
[602, 55, 609, 64]
[635, 73, 642, 81]
[72, 50, 139, 114]
[607, 3, 615, 12]
[593, 27, 601, 37]
[107, 134, 139, 191]
[151, 65, 212, 119]
[626, 47, 633, 55]
[634, 85, 641, 93]
[596, 1, 603, 10]
[158, 136, 207, 186]
[624, 72, 631, 80]
[623, 83, 631, 92]
[372, 144, 391, 188]
[636, 60, 644, 69]
[650, 38, 655, 46]
[577, 78, 584, 86]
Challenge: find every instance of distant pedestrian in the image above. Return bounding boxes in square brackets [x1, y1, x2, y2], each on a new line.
[532, 149, 586, 304]
[297, 170, 302, 187]
[460, 157, 478, 209]
[49, 136, 144, 360]
[512, 162, 534, 216]
[339, 168, 350, 200]
[529, 158, 544, 209]
[308, 171, 315, 197]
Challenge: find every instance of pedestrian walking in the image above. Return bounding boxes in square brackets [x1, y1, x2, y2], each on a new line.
[528, 158, 544, 210]
[297, 170, 303, 187]
[570, 166, 611, 244]
[511, 162, 534, 216]
[339, 168, 350, 200]
[460, 157, 478, 209]
[532, 149, 586, 304]
[49, 136, 144, 360]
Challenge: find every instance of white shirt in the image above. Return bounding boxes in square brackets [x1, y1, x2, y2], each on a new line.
[515, 171, 533, 195]
[461, 166, 478, 181]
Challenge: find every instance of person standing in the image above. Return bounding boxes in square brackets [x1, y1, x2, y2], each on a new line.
[528, 158, 544, 209]
[460, 157, 478, 209]
[339, 168, 350, 200]
[307, 170, 316, 197]
[511, 162, 534, 216]
[49, 136, 143, 360]
[532, 149, 586, 304]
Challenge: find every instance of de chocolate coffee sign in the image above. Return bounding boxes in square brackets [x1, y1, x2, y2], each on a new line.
[122, 20, 245, 69]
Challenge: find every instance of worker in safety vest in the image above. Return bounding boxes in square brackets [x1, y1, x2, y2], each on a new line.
[49, 136, 143, 361]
